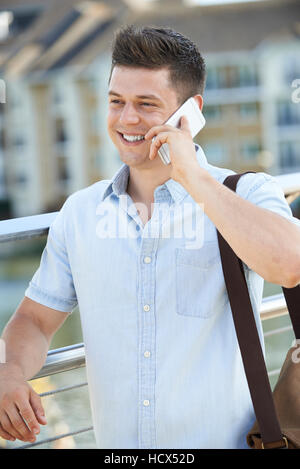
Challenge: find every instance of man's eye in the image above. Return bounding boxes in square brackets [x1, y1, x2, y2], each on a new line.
[141, 102, 154, 107]
[110, 100, 122, 104]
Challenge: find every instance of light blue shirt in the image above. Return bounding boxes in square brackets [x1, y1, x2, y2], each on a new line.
[25, 146, 300, 449]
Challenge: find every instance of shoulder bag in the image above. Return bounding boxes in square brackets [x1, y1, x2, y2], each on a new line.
[218, 172, 300, 449]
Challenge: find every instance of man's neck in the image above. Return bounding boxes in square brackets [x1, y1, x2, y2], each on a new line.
[127, 166, 171, 206]
[126, 166, 172, 225]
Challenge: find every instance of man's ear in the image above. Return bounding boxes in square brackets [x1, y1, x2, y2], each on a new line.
[193, 94, 203, 111]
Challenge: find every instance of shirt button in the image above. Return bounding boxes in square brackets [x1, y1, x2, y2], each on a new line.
[143, 400, 150, 407]
[143, 305, 150, 312]
[144, 351, 151, 358]
[144, 256, 152, 264]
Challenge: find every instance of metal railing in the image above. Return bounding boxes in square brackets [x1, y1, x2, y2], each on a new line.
[0, 171, 299, 449]
[10, 292, 294, 449]
[30, 292, 294, 381]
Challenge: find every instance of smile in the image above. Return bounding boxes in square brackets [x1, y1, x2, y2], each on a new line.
[117, 132, 146, 146]
[123, 133, 145, 142]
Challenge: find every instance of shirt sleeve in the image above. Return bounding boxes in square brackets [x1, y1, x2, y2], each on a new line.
[24, 200, 78, 313]
[236, 171, 300, 270]
[239, 172, 300, 226]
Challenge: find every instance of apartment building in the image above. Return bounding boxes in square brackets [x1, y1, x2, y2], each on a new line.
[0, 0, 299, 217]
[198, 39, 300, 176]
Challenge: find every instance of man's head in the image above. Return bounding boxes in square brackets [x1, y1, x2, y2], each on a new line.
[107, 25, 205, 169]
[109, 25, 206, 105]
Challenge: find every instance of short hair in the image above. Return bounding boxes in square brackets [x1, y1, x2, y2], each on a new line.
[109, 25, 206, 104]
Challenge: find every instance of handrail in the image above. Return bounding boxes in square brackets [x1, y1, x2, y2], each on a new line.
[0, 212, 58, 243]
[32, 343, 86, 380]
[11, 291, 291, 450]
[260, 293, 290, 321]
[274, 172, 300, 196]
[0, 172, 299, 244]
[29, 293, 290, 380]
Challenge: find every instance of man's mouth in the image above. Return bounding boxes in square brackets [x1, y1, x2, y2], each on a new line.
[117, 132, 146, 145]
[123, 133, 145, 142]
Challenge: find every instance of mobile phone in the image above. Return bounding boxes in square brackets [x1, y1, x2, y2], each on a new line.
[153, 97, 206, 165]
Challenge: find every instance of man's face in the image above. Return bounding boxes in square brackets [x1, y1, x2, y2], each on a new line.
[107, 66, 180, 168]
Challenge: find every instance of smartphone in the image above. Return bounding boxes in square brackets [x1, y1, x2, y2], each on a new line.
[153, 97, 206, 165]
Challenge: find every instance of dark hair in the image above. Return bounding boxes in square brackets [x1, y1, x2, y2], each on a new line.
[110, 25, 206, 104]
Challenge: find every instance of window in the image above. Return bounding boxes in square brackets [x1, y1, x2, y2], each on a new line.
[277, 100, 300, 126]
[239, 102, 259, 120]
[55, 118, 68, 143]
[203, 105, 222, 122]
[205, 64, 259, 90]
[279, 141, 300, 172]
[14, 172, 27, 185]
[57, 156, 69, 182]
[205, 67, 226, 90]
[284, 56, 300, 86]
[12, 134, 26, 147]
[52, 84, 63, 105]
[237, 65, 258, 88]
[240, 138, 261, 162]
[202, 142, 227, 165]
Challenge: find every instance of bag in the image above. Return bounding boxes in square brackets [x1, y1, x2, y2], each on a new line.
[218, 172, 300, 449]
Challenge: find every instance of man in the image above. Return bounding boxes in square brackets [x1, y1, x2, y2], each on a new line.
[1, 25, 300, 449]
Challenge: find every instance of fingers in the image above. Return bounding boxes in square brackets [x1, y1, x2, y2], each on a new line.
[145, 117, 191, 142]
[146, 117, 192, 162]
[16, 400, 40, 435]
[0, 386, 47, 443]
[179, 115, 191, 134]
[149, 132, 169, 161]
[145, 124, 175, 141]
[0, 420, 16, 442]
[30, 389, 47, 426]
[0, 408, 35, 442]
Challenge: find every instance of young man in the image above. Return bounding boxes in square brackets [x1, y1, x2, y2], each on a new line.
[1, 26, 300, 449]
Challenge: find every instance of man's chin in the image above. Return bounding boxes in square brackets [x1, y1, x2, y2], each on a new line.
[119, 151, 151, 168]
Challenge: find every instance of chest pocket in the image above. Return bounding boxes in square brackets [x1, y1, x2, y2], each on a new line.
[175, 242, 228, 318]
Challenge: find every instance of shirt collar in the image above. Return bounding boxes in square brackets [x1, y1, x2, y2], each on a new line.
[100, 144, 209, 204]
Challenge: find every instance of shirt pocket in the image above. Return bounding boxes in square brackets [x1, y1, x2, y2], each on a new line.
[175, 242, 228, 318]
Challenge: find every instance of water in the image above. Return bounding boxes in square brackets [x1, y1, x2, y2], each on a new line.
[0, 238, 294, 449]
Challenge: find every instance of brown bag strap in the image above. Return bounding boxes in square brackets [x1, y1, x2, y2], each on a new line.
[218, 171, 300, 448]
[282, 285, 300, 339]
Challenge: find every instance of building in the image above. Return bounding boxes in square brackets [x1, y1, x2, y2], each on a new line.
[0, 0, 299, 217]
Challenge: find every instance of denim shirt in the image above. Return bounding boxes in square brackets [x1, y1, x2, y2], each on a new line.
[25, 146, 300, 449]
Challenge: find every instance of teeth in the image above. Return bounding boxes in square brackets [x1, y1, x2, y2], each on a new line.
[122, 134, 144, 142]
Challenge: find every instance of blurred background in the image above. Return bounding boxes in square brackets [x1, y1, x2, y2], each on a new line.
[0, 0, 299, 449]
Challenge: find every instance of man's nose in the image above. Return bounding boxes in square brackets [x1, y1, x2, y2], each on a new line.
[119, 103, 140, 125]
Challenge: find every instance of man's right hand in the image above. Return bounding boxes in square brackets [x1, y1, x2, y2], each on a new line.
[0, 297, 70, 444]
[0, 363, 47, 443]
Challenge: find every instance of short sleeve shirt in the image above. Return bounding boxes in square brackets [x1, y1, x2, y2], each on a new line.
[25, 145, 300, 449]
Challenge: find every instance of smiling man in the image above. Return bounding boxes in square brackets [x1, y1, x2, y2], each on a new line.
[107, 40, 203, 224]
[1, 25, 300, 450]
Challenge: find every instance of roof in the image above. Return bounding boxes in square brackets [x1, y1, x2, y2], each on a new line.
[0, 0, 299, 78]
[130, 0, 300, 54]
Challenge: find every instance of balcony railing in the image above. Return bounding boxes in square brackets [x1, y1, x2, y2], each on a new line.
[0, 171, 299, 449]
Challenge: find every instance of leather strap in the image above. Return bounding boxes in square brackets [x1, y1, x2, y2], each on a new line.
[218, 171, 300, 448]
